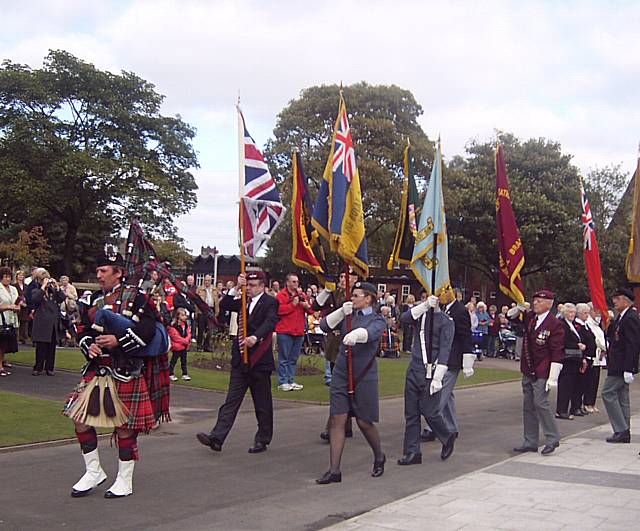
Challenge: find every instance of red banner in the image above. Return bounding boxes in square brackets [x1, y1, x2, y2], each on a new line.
[496, 144, 525, 304]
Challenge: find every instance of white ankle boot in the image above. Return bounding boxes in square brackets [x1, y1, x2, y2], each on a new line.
[104, 459, 135, 498]
[71, 449, 108, 497]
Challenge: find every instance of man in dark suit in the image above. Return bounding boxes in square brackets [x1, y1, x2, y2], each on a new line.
[510, 290, 565, 455]
[421, 288, 475, 441]
[197, 271, 279, 454]
[602, 287, 640, 444]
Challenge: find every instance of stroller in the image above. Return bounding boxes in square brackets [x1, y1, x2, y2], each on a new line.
[305, 332, 325, 356]
[497, 329, 518, 360]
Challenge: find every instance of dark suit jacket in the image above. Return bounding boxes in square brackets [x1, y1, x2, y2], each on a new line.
[607, 308, 640, 376]
[521, 310, 565, 379]
[31, 286, 65, 343]
[221, 291, 279, 371]
[443, 300, 473, 370]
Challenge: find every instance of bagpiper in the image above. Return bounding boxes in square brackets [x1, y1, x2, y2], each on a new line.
[64, 247, 170, 498]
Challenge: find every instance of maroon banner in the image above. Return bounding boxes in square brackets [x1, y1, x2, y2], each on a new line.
[496, 144, 525, 304]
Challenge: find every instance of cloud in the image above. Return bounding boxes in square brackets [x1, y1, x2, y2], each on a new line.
[2, 0, 640, 253]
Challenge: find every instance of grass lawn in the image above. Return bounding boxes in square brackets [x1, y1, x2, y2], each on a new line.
[11, 348, 520, 404]
[1, 390, 79, 447]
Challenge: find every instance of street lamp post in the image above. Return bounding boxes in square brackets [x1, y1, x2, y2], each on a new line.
[213, 246, 219, 286]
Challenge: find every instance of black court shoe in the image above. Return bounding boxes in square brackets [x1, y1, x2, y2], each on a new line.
[513, 445, 538, 453]
[248, 442, 268, 454]
[316, 471, 342, 484]
[541, 442, 559, 455]
[420, 429, 436, 442]
[372, 454, 386, 477]
[196, 432, 222, 452]
[441, 433, 456, 460]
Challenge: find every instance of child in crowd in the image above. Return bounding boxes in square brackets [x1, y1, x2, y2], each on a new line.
[168, 307, 192, 381]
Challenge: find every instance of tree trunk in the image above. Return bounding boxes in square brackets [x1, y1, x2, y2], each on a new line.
[62, 222, 79, 277]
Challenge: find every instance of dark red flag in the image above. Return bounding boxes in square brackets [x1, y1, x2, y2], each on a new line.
[495, 144, 525, 304]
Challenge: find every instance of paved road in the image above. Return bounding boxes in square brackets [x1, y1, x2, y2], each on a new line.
[1, 362, 636, 530]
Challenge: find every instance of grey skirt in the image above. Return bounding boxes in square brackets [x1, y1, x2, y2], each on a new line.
[329, 363, 379, 423]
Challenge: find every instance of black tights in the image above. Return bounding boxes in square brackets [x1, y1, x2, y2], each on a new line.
[328, 413, 383, 473]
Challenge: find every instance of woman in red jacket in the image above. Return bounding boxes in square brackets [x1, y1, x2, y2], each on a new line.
[168, 308, 192, 381]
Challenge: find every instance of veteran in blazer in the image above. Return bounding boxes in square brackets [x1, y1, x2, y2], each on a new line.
[602, 288, 640, 444]
[510, 290, 565, 456]
[197, 271, 279, 454]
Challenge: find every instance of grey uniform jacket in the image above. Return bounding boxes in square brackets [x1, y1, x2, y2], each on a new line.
[400, 308, 454, 377]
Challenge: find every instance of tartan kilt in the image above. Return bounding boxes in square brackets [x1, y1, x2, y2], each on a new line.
[380, 330, 400, 353]
[63, 371, 157, 432]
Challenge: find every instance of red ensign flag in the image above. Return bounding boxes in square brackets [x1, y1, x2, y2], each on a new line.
[496, 144, 526, 304]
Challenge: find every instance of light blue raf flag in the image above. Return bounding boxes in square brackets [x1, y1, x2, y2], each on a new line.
[410, 139, 455, 303]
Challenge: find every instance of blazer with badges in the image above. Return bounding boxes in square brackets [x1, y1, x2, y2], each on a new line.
[520, 310, 565, 379]
[220, 292, 279, 371]
[442, 300, 474, 370]
[606, 308, 640, 377]
[400, 309, 454, 377]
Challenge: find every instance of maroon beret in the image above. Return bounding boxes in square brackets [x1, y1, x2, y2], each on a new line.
[247, 270, 266, 281]
[532, 289, 555, 300]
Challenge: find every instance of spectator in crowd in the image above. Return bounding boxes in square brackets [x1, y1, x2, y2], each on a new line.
[400, 294, 416, 352]
[385, 295, 397, 318]
[59, 275, 78, 304]
[216, 281, 225, 296]
[555, 303, 565, 319]
[582, 304, 607, 413]
[0, 267, 20, 376]
[270, 281, 280, 296]
[275, 273, 313, 391]
[152, 292, 172, 325]
[556, 303, 585, 420]
[379, 305, 400, 357]
[140, 269, 160, 294]
[196, 275, 220, 351]
[169, 307, 192, 382]
[509, 303, 525, 362]
[575, 302, 599, 415]
[162, 277, 178, 313]
[175, 274, 197, 341]
[31, 269, 65, 375]
[310, 284, 319, 297]
[466, 301, 479, 330]
[12, 270, 29, 344]
[487, 304, 500, 357]
[602, 288, 640, 444]
[59, 276, 79, 347]
[476, 302, 490, 353]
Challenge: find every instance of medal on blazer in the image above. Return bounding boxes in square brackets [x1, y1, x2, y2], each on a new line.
[536, 330, 550, 345]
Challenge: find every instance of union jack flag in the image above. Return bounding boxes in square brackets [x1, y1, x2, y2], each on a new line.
[332, 108, 357, 182]
[581, 183, 595, 250]
[238, 107, 286, 257]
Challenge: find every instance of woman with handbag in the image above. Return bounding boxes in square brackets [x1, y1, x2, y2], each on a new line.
[0, 267, 20, 377]
[556, 303, 586, 420]
[31, 268, 65, 376]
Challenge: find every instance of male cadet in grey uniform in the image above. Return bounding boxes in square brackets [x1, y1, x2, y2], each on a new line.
[398, 294, 457, 464]
[421, 287, 476, 442]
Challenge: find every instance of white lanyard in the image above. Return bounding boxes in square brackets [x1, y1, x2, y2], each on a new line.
[419, 313, 433, 379]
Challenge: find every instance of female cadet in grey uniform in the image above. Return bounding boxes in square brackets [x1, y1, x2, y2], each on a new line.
[316, 281, 386, 484]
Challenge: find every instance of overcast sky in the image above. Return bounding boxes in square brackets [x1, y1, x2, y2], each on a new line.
[2, 0, 639, 254]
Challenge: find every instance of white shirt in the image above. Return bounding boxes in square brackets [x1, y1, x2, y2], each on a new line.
[249, 292, 263, 315]
[619, 307, 630, 320]
[535, 310, 550, 330]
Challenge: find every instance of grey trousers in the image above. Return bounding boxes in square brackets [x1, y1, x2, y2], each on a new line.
[425, 369, 460, 434]
[602, 375, 631, 433]
[522, 374, 560, 448]
[403, 368, 452, 455]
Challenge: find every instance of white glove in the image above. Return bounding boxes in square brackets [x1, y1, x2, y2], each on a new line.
[342, 301, 353, 315]
[427, 295, 439, 308]
[411, 300, 431, 320]
[462, 353, 476, 378]
[316, 288, 331, 306]
[507, 306, 523, 318]
[429, 364, 448, 395]
[343, 327, 368, 346]
[545, 362, 563, 392]
[624, 372, 635, 384]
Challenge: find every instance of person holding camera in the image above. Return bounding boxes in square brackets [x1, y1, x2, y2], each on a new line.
[0, 267, 20, 377]
[31, 268, 65, 375]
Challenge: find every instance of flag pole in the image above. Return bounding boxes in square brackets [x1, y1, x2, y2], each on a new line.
[344, 262, 355, 396]
[237, 99, 249, 366]
[427, 235, 439, 367]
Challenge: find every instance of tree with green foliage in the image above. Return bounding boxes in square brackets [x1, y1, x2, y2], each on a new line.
[263, 82, 434, 280]
[0, 50, 198, 277]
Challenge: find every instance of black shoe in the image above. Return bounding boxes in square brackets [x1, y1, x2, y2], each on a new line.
[248, 442, 268, 454]
[320, 431, 330, 442]
[420, 429, 436, 442]
[397, 453, 422, 465]
[555, 413, 573, 420]
[606, 431, 631, 443]
[32, 370, 43, 376]
[104, 490, 131, 499]
[372, 454, 386, 477]
[441, 433, 456, 460]
[571, 409, 585, 417]
[196, 432, 222, 452]
[316, 471, 341, 484]
[513, 445, 538, 453]
[46, 370, 55, 376]
[541, 442, 559, 455]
